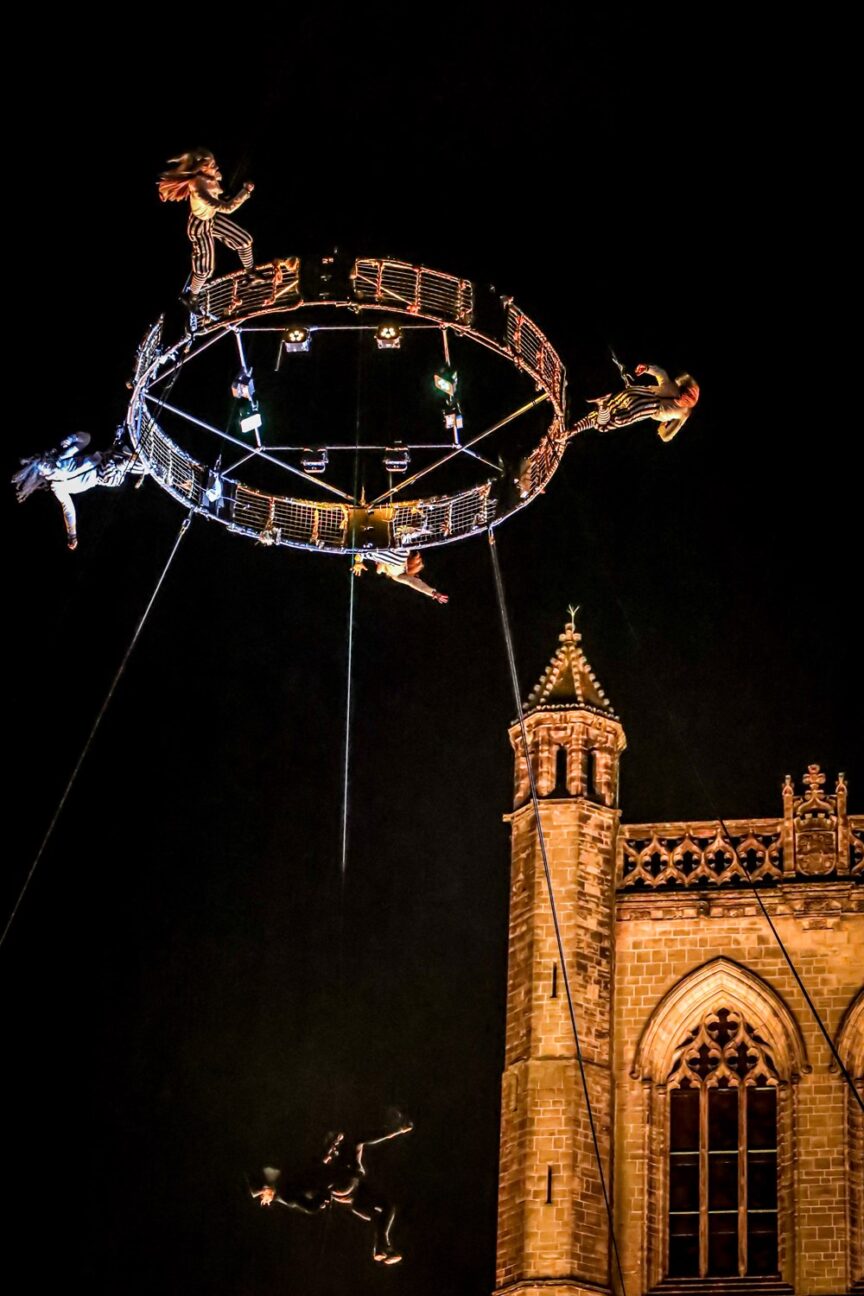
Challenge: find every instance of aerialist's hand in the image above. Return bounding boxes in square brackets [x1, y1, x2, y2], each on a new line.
[432, 591, 448, 604]
[634, 364, 647, 375]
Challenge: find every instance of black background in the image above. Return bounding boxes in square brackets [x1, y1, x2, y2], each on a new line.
[5, 11, 857, 1295]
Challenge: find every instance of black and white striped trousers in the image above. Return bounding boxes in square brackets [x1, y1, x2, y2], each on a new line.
[187, 213, 254, 291]
[570, 388, 671, 436]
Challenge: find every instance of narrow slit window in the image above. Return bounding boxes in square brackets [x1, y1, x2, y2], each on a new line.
[554, 746, 568, 795]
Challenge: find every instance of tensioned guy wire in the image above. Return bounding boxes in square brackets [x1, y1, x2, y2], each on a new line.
[1, 511, 194, 952]
[488, 526, 628, 1296]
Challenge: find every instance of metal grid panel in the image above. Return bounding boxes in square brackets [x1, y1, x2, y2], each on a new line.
[137, 413, 206, 506]
[352, 258, 474, 324]
[392, 482, 497, 545]
[516, 419, 566, 501]
[231, 486, 348, 547]
[198, 259, 301, 323]
[134, 319, 164, 384]
[505, 306, 565, 412]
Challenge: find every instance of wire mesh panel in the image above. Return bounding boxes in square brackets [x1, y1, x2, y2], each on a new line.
[136, 415, 207, 507]
[230, 486, 349, 548]
[515, 419, 567, 502]
[352, 259, 474, 324]
[197, 259, 301, 323]
[505, 305, 566, 415]
[134, 319, 164, 385]
[392, 482, 497, 546]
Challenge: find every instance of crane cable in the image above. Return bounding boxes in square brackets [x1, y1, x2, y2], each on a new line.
[487, 526, 628, 1296]
[0, 510, 194, 953]
[556, 448, 863, 1111]
[711, 817, 863, 1110]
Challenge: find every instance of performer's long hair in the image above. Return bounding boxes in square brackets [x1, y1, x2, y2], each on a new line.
[12, 434, 91, 501]
[405, 552, 424, 576]
[675, 374, 700, 408]
[157, 150, 216, 203]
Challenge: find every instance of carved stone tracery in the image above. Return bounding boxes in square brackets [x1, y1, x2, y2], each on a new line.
[669, 1006, 779, 1090]
[619, 766, 861, 889]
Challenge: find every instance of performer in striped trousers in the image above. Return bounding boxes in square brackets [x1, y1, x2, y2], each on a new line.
[158, 149, 261, 310]
[570, 363, 700, 443]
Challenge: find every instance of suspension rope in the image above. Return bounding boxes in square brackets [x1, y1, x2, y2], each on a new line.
[487, 527, 628, 1296]
[0, 511, 194, 953]
[613, 593, 863, 1108]
[558, 469, 863, 1109]
[712, 813, 863, 1110]
[340, 568, 356, 883]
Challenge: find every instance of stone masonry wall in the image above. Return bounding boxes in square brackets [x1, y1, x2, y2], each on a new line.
[496, 796, 619, 1295]
[613, 884, 864, 1295]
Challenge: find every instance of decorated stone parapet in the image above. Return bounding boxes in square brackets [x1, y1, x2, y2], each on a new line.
[783, 764, 849, 876]
[618, 767, 861, 889]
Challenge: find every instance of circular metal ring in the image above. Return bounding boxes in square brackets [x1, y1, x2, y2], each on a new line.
[127, 255, 570, 553]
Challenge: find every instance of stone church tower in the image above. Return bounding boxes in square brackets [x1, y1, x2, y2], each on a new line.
[496, 617, 626, 1296]
[495, 619, 864, 1296]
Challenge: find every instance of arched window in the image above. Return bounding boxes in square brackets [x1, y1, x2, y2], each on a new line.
[631, 958, 807, 1291]
[668, 1007, 779, 1278]
[837, 989, 864, 1287]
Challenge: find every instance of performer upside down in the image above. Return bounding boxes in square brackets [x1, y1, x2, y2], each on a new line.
[352, 550, 448, 603]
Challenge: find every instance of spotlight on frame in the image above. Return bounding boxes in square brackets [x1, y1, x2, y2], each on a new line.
[434, 366, 458, 399]
[383, 447, 410, 473]
[283, 325, 312, 354]
[375, 322, 403, 350]
[300, 448, 329, 474]
[444, 406, 464, 435]
[232, 369, 255, 401]
[240, 410, 263, 435]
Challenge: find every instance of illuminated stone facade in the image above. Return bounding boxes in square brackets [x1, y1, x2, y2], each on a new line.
[495, 622, 863, 1296]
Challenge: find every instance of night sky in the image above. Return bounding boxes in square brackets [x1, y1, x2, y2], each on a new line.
[5, 14, 857, 1295]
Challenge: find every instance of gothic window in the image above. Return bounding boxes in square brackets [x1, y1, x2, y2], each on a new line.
[668, 1007, 779, 1278]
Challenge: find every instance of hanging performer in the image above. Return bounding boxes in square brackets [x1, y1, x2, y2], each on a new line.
[158, 149, 263, 312]
[569, 362, 700, 443]
[12, 432, 144, 550]
[321, 1120, 413, 1265]
[249, 1166, 329, 1215]
[251, 1116, 413, 1265]
[352, 550, 449, 603]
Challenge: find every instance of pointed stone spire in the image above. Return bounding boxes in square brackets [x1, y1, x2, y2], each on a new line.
[524, 611, 617, 717]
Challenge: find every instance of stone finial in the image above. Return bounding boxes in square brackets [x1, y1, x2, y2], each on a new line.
[803, 764, 827, 796]
[787, 763, 844, 877]
[524, 615, 617, 717]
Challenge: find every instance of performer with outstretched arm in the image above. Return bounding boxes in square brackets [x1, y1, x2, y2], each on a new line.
[158, 149, 264, 312]
[12, 432, 144, 550]
[352, 551, 448, 603]
[570, 361, 700, 443]
[250, 1113, 414, 1265]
